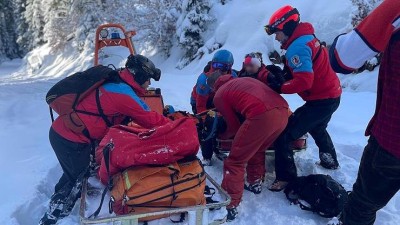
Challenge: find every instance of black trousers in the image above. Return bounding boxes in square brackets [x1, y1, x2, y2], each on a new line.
[274, 97, 340, 181]
[341, 136, 400, 225]
[49, 127, 91, 198]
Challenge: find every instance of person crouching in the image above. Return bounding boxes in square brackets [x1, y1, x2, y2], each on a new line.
[207, 73, 290, 221]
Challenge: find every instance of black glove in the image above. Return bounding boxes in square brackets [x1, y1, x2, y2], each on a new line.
[266, 64, 284, 76]
[266, 65, 285, 93]
[281, 55, 293, 81]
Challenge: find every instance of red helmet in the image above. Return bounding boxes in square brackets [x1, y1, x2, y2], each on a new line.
[265, 5, 300, 35]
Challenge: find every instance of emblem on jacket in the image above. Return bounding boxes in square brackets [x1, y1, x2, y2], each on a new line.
[291, 55, 302, 67]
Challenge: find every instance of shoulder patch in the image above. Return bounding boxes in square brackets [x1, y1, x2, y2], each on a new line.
[291, 55, 302, 68]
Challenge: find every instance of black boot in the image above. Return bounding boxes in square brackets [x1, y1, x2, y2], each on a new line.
[39, 181, 81, 225]
[226, 207, 238, 222]
[244, 179, 263, 194]
[319, 152, 339, 170]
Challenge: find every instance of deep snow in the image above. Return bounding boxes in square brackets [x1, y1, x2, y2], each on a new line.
[1, 0, 399, 224]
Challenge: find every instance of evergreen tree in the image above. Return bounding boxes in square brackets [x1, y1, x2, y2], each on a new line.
[43, 0, 73, 51]
[0, 0, 21, 60]
[103, 0, 180, 56]
[13, 0, 30, 56]
[71, 0, 106, 52]
[24, 0, 46, 49]
[351, 0, 383, 27]
[176, 0, 213, 68]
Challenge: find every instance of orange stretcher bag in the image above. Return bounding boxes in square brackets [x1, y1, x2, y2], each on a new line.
[110, 157, 206, 221]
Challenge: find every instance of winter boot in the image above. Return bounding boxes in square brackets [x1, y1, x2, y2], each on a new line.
[201, 158, 212, 166]
[39, 181, 82, 225]
[268, 179, 289, 192]
[39, 193, 67, 225]
[215, 152, 228, 161]
[244, 179, 263, 194]
[226, 207, 238, 222]
[319, 152, 339, 170]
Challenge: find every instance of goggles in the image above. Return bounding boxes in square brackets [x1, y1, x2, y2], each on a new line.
[264, 8, 299, 35]
[211, 62, 232, 72]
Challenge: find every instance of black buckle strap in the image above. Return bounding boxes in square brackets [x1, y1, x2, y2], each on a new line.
[89, 142, 114, 219]
[95, 88, 113, 127]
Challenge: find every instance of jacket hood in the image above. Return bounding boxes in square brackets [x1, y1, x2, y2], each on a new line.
[214, 74, 235, 92]
[119, 69, 146, 95]
[282, 22, 315, 50]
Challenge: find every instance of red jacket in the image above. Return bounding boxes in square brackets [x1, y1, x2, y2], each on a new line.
[281, 22, 342, 101]
[330, 0, 400, 158]
[213, 75, 289, 139]
[52, 69, 170, 143]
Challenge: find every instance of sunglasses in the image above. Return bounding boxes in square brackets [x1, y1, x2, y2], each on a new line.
[212, 62, 231, 72]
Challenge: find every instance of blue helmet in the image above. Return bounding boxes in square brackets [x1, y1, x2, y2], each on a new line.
[212, 50, 234, 65]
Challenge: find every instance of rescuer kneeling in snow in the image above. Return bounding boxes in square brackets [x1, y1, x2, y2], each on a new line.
[207, 72, 289, 221]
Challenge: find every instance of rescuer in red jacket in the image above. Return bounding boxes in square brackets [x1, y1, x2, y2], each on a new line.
[40, 55, 170, 225]
[265, 5, 342, 191]
[207, 73, 289, 221]
[329, 1, 400, 224]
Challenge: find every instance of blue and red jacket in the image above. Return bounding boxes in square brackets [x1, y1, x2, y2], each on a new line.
[52, 69, 170, 143]
[190, 69, 237, 113]
[281, 22, 342, 101]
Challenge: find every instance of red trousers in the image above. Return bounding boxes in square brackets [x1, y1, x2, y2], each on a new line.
[221, 108, 288, 207]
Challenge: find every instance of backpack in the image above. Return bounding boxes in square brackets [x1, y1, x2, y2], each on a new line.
[284, 174, 349, 218]
[96, 117, 200, 184]
[45, 65, 120, 137]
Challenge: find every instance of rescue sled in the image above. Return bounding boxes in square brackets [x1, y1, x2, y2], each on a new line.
[79, 174, 231, 225]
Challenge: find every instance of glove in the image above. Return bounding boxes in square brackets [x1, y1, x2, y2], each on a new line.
[163, 105, 175, 116]
[266, 65, 286, 94]
[266, 64, 284, 76]
[281, 55, 293, 81]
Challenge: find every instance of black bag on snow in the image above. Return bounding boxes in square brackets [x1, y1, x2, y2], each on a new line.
[45, 65, 120, 136]
[284, 174, 349, 218]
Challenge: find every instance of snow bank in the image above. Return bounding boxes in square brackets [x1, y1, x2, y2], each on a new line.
[1, 0, 399, 225]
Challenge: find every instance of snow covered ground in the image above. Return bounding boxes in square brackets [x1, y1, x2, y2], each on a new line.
[0, 0, 399, 224]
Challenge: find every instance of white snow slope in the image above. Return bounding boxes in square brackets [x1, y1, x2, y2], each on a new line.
[0, 0, 398, 225]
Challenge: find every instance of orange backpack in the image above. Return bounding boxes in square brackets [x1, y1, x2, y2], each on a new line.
[110, 157, 206, 221]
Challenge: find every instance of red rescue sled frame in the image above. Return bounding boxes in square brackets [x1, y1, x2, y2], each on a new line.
[93, 23, 164, 113]
[94, 23, 136, 66]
